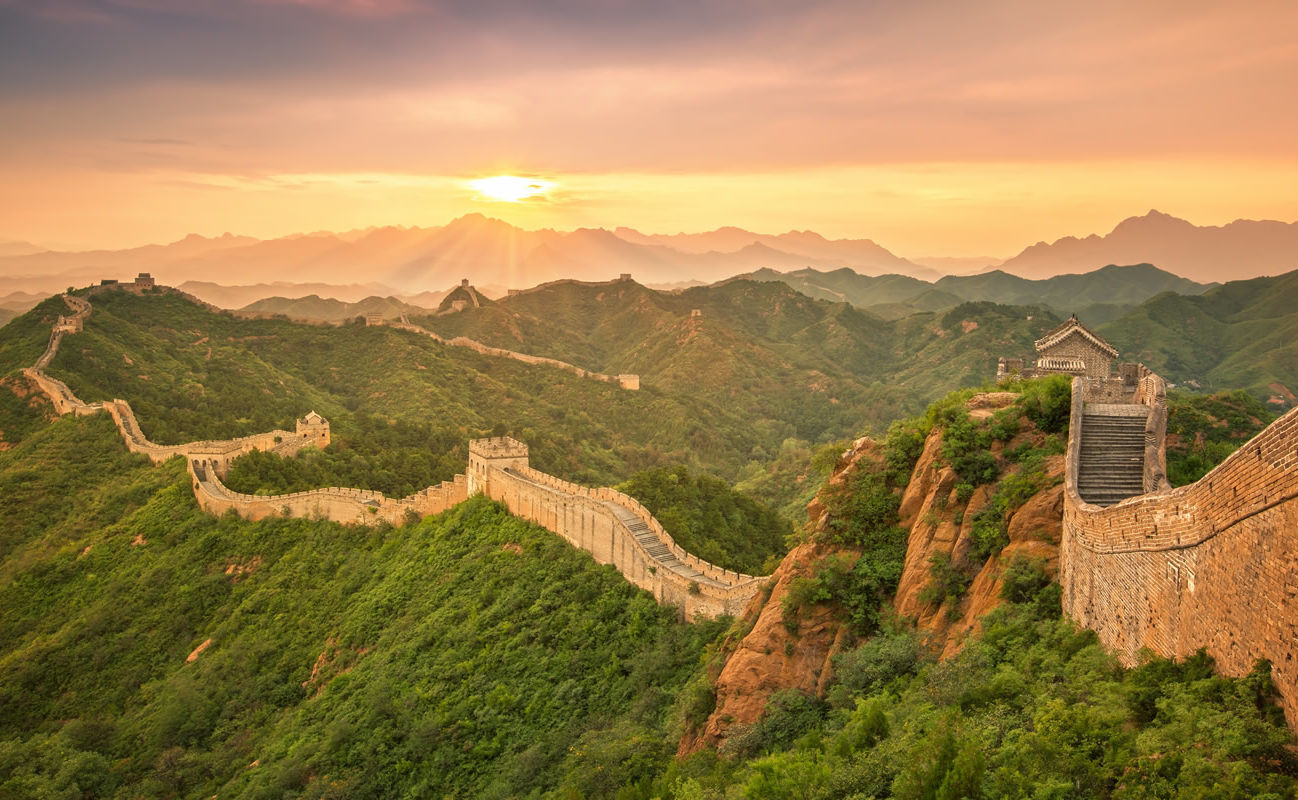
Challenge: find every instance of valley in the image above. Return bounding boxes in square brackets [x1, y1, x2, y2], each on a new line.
[2, 275, 1297, 797]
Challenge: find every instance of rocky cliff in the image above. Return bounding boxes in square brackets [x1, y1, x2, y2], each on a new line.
[681, 389, 1067, 752]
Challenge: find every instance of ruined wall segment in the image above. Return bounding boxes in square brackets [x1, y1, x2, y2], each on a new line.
[1062, 374, 1298, 725]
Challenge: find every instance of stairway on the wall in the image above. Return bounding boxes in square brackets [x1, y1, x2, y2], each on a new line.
[1077, 404, 1148, 507]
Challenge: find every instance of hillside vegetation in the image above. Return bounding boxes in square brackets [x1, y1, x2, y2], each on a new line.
[1100, 269, 1298, 408]
[0, 415, 725, 798]
[744, 263, 1211, 322]
[664, 378, 1296, 798]
[0, 285, 1062, 518]
[2, 381, 1293, 798]
[1165, 389, 1275, 486]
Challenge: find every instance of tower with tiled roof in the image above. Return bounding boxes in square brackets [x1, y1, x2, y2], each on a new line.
[1033, 314, 1119, 379]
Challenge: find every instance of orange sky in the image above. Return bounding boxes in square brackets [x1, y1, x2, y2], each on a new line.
[1, 1, 1296, 256]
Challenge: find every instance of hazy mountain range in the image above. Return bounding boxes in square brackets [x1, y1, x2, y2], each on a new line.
[999, 210, 1298, 282]
[742, 263, 1214, 323]
[1, 210, 1293, 302]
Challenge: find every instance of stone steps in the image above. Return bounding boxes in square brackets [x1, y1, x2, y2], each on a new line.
[1077, 407, 1148, 507]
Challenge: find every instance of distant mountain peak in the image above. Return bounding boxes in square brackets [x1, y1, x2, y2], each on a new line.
[1001, 210, 1298, 282]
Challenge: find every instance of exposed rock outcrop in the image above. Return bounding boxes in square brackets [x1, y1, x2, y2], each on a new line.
[681, 392, 1067, 753]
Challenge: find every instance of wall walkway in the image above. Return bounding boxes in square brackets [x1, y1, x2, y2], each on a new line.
[388, 316, 640, 390]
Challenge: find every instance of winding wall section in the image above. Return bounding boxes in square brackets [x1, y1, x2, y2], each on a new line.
[20, 289, 746, 619]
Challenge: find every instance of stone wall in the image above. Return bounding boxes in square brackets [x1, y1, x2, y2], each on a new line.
[474, 457, 761, 619]
[1062, 374, 1298, 724]
[189, 460, 468, 526]
[103, 398, 322, 475]
[386, 320, 639, 390]
[23, 289, 756, 621]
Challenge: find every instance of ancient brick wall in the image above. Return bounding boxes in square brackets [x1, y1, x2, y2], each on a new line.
[189, 459, 467, 526]
[24, 290, 751, 621]
[1062, 375, 1298, 724]
[475, 457, 761, 619]
[387, 320, 639, 390]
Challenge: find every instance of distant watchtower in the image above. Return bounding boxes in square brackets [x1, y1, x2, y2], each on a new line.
[134, 272, 155, 290]
[467, 437, 529, 494]
[364, 312, 384, 327]
[296, 411, 331, 447]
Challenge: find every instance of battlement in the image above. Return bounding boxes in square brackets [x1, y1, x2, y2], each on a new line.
[468, 436, 529, 459]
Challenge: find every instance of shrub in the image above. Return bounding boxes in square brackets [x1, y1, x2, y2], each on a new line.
[998, 555, 1060, 618]
[918, 552, 970, 613]
[1017, 374, 1072, 434]
[833, 630, 926, 696]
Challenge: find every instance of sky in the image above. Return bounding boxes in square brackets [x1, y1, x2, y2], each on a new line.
[1, 0, 1297, 257]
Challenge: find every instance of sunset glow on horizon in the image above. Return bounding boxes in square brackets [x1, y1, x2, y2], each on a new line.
[469, 175, 555, 203]
[1, 1, 1297, 256]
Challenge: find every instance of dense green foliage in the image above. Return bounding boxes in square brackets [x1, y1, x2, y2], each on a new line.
[618, 465, 791, 575]
[3, 285, 1295, 798]
[0, 416, 726, 798]
[0, 375, 49, 450]
[225, 412, 467, 498]
[1165, 389, 1275, 486]
[655, 607, 1297, 799]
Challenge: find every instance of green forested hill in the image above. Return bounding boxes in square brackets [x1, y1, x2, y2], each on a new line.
[740, 263, 1212, 320]
[2, 384, 1293, 798]
[1099, 269, 1298, 407]
[0, 286, 1061, 512]
[0, 414, 724, 798]
[413, 278, 1059, 432]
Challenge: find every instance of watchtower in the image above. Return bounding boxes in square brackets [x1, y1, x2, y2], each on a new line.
[1033, 315, 1119, 379]
[296, 411, 331, 447]
[467, 437, 529, 494]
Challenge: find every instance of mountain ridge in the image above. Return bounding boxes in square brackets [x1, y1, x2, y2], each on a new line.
[1001, 209, 1298, 281]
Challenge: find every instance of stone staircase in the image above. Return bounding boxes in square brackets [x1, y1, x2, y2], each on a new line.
[607, 504, 722, 587]
[1077, 404, 1148, 507]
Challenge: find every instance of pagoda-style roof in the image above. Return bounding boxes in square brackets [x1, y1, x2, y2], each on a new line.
[1034, 315, 1119, 358]
[301, 410, 326, 423]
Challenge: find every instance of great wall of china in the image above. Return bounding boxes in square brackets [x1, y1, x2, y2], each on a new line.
[17, 286, 1298, 692]
[22, 287, 753, 619]
[381, 312, 640, 391]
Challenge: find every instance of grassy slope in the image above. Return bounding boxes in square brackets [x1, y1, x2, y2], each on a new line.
[0, 415, 722, 798]
[1, 379, 1294, 798]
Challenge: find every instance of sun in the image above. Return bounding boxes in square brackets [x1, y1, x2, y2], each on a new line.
[470, 175, 554, 202]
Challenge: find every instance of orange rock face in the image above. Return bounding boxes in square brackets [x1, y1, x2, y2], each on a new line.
[679, 539, 853, 755]
[678, 393, 1067, 755]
